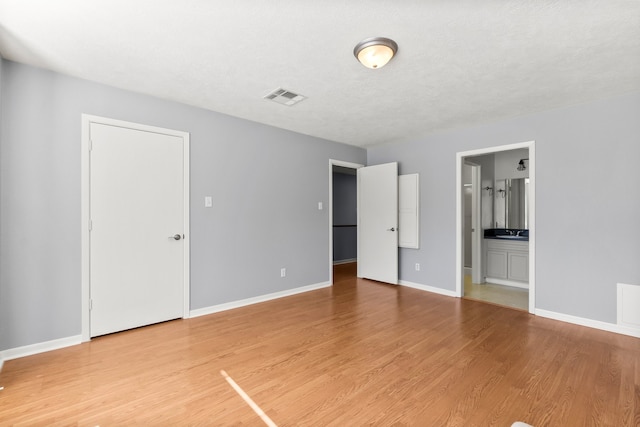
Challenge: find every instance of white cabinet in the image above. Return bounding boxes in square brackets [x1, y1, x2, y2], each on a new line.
[486, 249, 507, 278]
[398, 174, 419, 249]
[508, 252, 528, 282]
[484, 239, 528, 288]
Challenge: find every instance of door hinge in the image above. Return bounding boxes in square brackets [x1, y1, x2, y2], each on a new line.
[89, 299, 93, 311]
[89, 139, 93, 151]
[89, 220, 93, 231]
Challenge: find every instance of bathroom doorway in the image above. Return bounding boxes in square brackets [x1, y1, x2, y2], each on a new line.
[456, 142, 535, 313]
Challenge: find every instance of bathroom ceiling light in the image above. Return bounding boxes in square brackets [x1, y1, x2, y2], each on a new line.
[517, 158, 529, 171]
[353, 37, 398, 69]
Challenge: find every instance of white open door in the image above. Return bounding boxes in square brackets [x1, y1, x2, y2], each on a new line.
[357, 162, 398, 284]
[89, 121, 186, 337]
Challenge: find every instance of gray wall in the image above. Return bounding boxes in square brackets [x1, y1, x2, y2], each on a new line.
[332, 171, 357, 262]
[0, 59, 366, 351]
[368, 91, 640, 324]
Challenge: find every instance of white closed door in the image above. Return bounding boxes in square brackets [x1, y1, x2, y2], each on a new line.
[357, 162, 398, 284]
[89, 122, 185, 337]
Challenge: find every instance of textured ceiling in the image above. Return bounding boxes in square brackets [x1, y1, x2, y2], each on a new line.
[0, 0, 639, 147]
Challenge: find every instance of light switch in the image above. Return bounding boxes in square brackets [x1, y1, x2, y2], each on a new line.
[318, 202, 323, 210]
[205, 196, 213, 208]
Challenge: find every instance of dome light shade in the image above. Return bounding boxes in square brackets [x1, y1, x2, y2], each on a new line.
[354, 37, 398, 69]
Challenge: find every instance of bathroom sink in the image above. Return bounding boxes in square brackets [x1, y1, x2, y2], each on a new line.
[484, 229, 528, 240]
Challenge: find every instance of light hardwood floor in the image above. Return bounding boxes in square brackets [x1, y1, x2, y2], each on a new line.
[0, 263, 638, 426]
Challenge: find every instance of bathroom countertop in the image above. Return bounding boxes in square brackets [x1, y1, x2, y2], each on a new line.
[484, 235, 529, 242]
[484, 228, 529, 241]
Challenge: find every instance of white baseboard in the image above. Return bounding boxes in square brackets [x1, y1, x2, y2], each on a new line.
[190, 281, 332, 318]
[485, 277, 529, 289]
[333, 259, 357, 265]
[0, 356, 3, 372]
[399, 280, 458, 298]
[535, 309, 640, 338]
[0, 335, 82, 362]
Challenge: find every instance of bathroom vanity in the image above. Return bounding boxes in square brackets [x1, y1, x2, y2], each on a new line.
[484, 229, 529, 288]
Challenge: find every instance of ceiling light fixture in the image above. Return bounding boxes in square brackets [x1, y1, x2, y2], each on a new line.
[353, 37, 398, 69]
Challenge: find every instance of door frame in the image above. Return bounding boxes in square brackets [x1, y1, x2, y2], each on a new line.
[465, 162, 483, 284]
[81, 114, 190, 342]
[329, 159, 364, 284]
[455, 141, 536, 313]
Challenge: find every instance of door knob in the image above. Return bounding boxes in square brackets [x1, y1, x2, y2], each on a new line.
[170, 234, 182, 240]
[387, 227, 396, 232]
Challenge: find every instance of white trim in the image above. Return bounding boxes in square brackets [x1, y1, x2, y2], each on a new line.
[81, 114, 191, 341]
[528, 143, 536, 314]
[456, 141, 536, 314]
[456, 141, 533, 157]
[0, 335, 82, 362]
[535, 309, 640, 339]
[471, 164, 483, 284]
[190, 281, 331, 318]
[333, 258, 357, 265]
[182, 131, 191, 318]
[485, 277, 529, 289]
[329, 159, 364, 285]
[81, 117, 91, 341]
[0, 356, 3, 372]
[456, 154, 462, 297]
[399, 280, 458, 298]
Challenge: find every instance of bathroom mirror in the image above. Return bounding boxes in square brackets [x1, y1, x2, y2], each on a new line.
[494, 178, 529, 229]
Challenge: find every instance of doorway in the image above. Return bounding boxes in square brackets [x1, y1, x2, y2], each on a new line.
[456, 142, 536, 313]
[81, 115, 190, 341]
[329, 160, 363, 284]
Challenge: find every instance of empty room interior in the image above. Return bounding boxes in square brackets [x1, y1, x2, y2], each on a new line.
[0, 1, 639, 425]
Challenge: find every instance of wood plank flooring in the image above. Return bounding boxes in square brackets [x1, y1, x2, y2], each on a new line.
[1, 263, 638, 426]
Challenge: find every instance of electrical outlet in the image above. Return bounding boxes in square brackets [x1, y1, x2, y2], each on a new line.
[415, 263, 420, 271]
[280, 268, 286, 278]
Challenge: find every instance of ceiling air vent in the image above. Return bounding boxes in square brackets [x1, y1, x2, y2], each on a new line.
[264, 88, 306, 106]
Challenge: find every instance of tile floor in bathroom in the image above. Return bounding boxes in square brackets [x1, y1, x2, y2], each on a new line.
[463, 275, 528, 311]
